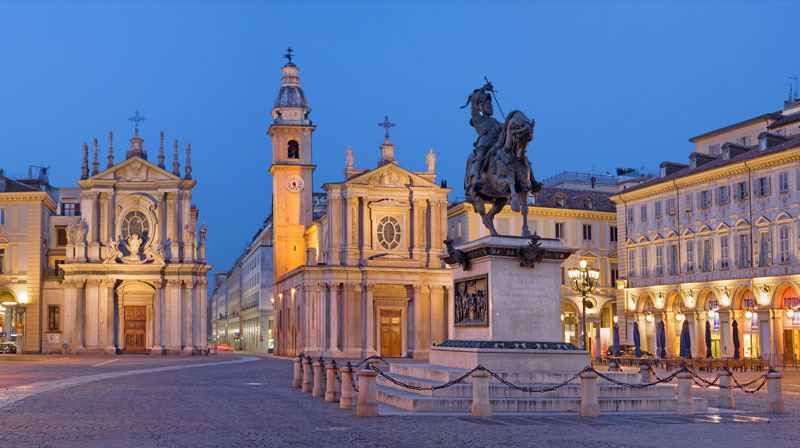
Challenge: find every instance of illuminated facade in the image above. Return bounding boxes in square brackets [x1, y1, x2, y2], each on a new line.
[612, 99, 800, 364]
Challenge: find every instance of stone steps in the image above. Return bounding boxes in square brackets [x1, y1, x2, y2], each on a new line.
[387, 363, 641, 385]
[377, 385, 708, 413]
[376, 373, 676, 399]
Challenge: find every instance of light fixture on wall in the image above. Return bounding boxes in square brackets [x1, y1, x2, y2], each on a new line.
[685, 290, 695, 308]
[646, 312, 654, 323]
[707, 309, 717, 319]
[560, 313, 565, 321]
[270, 297, 275, 305]
[613, 315, 619, 324]
[568, 258, 600, 351]
[17, 292, 28, 305]
[655, 292, 665, 309]
[627, 297, 636, 312]
[759, 284, 771, 306]
[720, 287, 731, 307]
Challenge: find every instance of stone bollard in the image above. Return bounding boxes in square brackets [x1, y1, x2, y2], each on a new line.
[608, 361, 621, 372]
[292, 357, 303, 388]
[325, 362, 339, 403]
[312, 360, 325, 398]
[301, 357, 313, 393]
[767, 370, 785, 414]
[339, 365, 355, 409]
[470, 369, 492, 417]
[579, 370, 600, 418]
[356, 368, 379, 417]
[676, 370, 695, 416]
[640, 364, 655, 384]
[718, 369, 735, 409]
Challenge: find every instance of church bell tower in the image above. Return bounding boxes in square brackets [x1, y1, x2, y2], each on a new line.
[269, 50, 316, 280]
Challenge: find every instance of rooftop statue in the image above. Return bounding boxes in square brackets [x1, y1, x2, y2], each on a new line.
[462, 81, 541, 236]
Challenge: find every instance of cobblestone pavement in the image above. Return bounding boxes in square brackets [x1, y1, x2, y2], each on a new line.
[0, 354, 798, 447]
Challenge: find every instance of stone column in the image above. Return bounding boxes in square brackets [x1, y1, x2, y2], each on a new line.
[197, 280, 208, 351]
[757, 309, 774, 362]
[772, 310, 784, 365]
[99, 279, 116, 353]
[312, 360, 324, 397]
[343, 283, 361, 357]
[363, 283, 375, 356]
[593, 319, 602, 358]
[360, 198, 370, 258]
[302, 357, 313, 392]
[167, 192, 178, 261]
[767, 371, 785, 413]
[471, 370, 491, 417]
[412, 284, 430, 359]
[158, 192, 167, 243]
[676, 370, 695, 416]
[325, 362, 339, 402]
[182, 280, 195, 354]
[687, 312, 700, 358]
[579, 370, 600, 417]
[292, 357, 303, 388]
[410, 199, 422, 261]
[664, 312, 676, 356]
[329, 284, 339, 355]
[430, 286, 445, 346]
[165, 279, 182, 354]
[719, 310, 732, 358]
[356, 368, 378, 417]
[151, 280, 164, 355]
[329, 197, 342, 265]
[84, 279, 100, 350]
[339, 365, 355, 409]
[75, 282, 86, 351]
[62, 280, 78, 352]
[718, 369, 735, 408]
[345, 196, 358, 264]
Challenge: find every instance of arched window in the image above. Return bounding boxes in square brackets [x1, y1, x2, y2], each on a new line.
[121, 210, 150, 241]
[377, 216, 402, 250]
[287, 140, 299, 159]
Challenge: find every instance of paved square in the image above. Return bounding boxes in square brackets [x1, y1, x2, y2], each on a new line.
[0, 354, 797, 447]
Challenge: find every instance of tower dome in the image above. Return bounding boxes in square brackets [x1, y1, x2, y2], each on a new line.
[274, 65, 308, 109]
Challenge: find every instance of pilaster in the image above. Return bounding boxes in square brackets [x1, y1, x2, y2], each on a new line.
[99, 278, 116, 353]
[362, 282, 376, 357]
[165, 279, 182, 354]
[412, 284, 430, 359]
[182, 280, 196, 354]
[151, 279, 164, 354]
[84, 279, 101, 351]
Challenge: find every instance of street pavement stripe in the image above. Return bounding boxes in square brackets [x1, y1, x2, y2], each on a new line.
[0, 356, 258, 410]
[92, 359, 120, 367]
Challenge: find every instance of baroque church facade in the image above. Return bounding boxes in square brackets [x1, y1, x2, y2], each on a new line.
[270, 59, 453, 359]
[2, 129, 214, 355]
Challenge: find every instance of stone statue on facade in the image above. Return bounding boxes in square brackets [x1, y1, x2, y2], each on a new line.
[426, 148, 436, 173]
[462, 82, 541, 236]
[198, 221, 210, 247]
[66, 221, 87, 245]
[125, 234, 143, 262]
[345, 146, 354, 169]
[144, 241, 166, 264]
[102, 238, 123, 264]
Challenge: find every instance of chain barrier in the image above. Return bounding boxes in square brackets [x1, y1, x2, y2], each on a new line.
[688, 368, 770, 394]
[484, 367, 586, 393]
[593, 366, 682, 389]
[369, 364, 480, 391]
[348, 362, 358, 393]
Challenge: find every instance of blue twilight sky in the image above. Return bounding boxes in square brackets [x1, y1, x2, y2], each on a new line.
[1, 1, 799, 277]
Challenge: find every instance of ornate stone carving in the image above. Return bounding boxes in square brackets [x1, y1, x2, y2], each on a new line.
[66, 221, 87, 245]
[143, 241, 166, 264]
[517, 234, 544, 268]
[454, 276, 488, 327]
[426, 148, 436, 172]
[102, 238, 124, 264]
[198, 221, 209, 247]
[345, 146, 354, 169]
[444, 238, 470, 271]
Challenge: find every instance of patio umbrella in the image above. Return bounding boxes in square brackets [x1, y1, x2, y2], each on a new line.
[732, 320, 741, 360]
[679, 320, 692, 359]
[612, 323, 620, 357]
[656, 321, 667, 358]
[633, 321, 642, 357]
[705, 320, 712, 358]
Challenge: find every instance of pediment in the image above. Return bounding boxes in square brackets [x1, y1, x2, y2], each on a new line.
[755, 216, 772, 226]
[777, 212, 793, 222]
[580, 250, 599, 258]
[91, 156, 182, 182]
[681, 228, 695, 237]
[346, 163, 438, 188]
[715, 222, 731, 231]
[651, 233, 664, 242]
[666, 230, 679, 238]
[698, 225, 713, 233]
[637, 236, 649, 243]
[735, 218, 750, 228]
[625, 238, 636, 246]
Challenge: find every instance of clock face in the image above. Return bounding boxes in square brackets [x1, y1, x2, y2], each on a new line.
[285, 174, 305, 193]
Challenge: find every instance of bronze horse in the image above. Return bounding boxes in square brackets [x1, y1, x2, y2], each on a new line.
[465, 109, 540, 237]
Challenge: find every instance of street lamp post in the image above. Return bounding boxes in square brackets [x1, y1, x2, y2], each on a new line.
[568, 259, 600, 352]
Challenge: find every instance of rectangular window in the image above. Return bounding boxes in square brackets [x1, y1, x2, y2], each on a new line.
[0, 248, 4, 273]
[757, 177, 771, 197]
[561, 267, 565, 285]
[736, 234, 750, 268]
[736, 182, 748, 201]
[640, 246, 648, 276]
[702, 239, 712, 272]
[720, 235, 729, 269]
[708, 143, 721, 156]
[717, 185, 729, 205]
[610, 266, 618, 287]
[655, 245, 664, 275]
[582, 224, 592, 241]
[628, 250, 636, 278]
[667, 197, 676, 215]
[669, 244, 679, 275]
[627, 208, 634, 223]
[48, 305, 60, 332]
[0, 208, 5, 226]
[640, 205, 647, 221]
[779, 226, 791, 263]
[56, 226, 68, 246]
[54, 259, 64, 276]
[456, 221, 462, 242]
[610, 226, 617, 243]
[686, 240, 695, 272]
[684, 193, 693, 211]
[738, 136, 751, 146]
[654, 201, 662, 219]
[700, 190, 710, 208]
[758, 230, 771, 266]
[61, 202, 81, 216]
[555, 222, 565, 239]
[779, 172, 789, 193]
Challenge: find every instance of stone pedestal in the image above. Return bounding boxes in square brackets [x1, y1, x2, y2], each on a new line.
[432, 235, 587, 371]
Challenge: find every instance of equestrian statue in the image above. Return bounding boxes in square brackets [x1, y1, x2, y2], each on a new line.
[462, 81, 541, 236]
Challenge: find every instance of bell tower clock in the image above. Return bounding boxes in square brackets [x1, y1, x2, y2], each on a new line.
[269, 49, 316, 280]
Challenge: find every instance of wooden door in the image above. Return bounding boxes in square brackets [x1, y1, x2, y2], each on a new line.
[124, 306, 147, 354]
[380, 309, 402, 357]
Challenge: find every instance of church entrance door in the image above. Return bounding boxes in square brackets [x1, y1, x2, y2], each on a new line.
[380, 309, 402, 357]
[124, 306, 147, 354]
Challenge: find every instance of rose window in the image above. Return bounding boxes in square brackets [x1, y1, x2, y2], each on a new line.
[121, 210, 150, 241]
[377, 216, 401, 250]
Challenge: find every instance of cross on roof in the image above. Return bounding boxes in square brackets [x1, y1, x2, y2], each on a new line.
[128, 110, 146, 133]
[378, 115, 396, 140]
[284, 47, 294, 63]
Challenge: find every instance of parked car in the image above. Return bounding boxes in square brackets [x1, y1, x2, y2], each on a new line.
[606, 345, 652, 357]
[0, 343, 17, 354]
